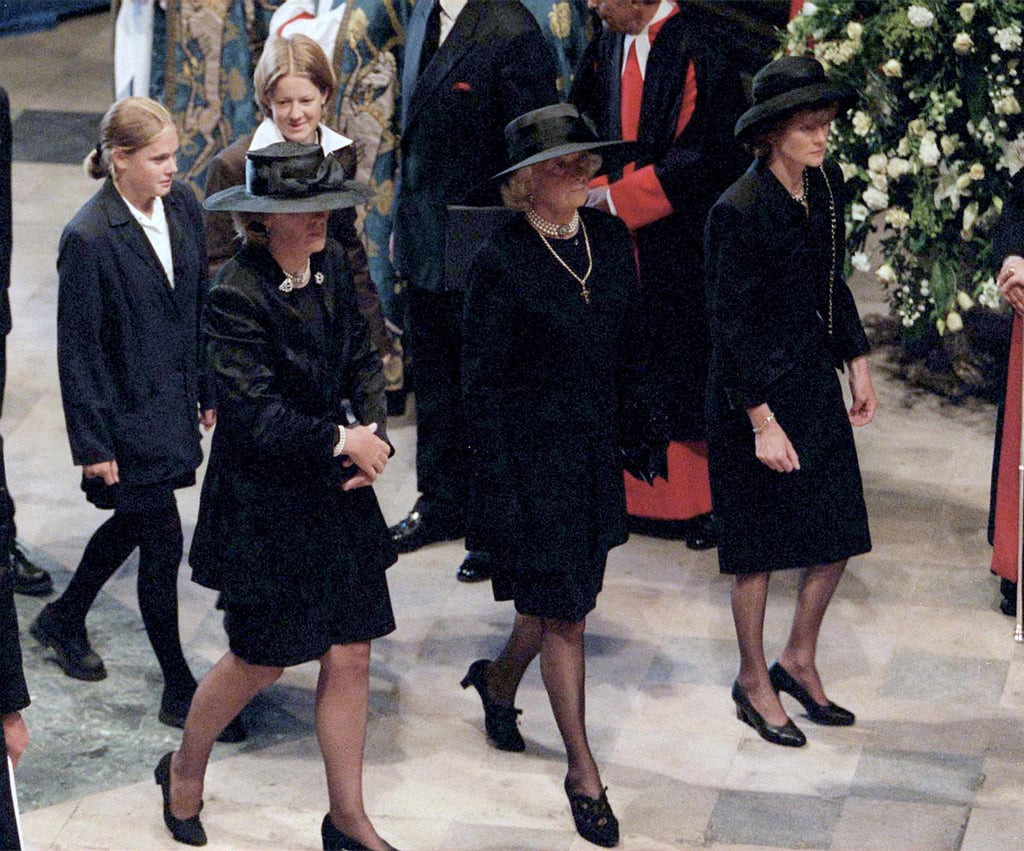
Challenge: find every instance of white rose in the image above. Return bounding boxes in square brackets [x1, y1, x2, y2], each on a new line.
[881, 59, 903, 78]
[907, 5, 935, 28]
[919, 135, 941, 167]
[908, 118, 928, 136]
[870, 171, 889, 191]
[839, 160, 859, 181]
[953, 32, 974, 54]
[851, 251, 871, 272]
[945, 311, 963, 333]
[868, 153, 888, 173]
[885, 207, 911, 229]
[958, 3, 975, 23]
[851, 203, 869, 222]
[994, 26, 1023, 52]
[969, 163, 985, 180]
[940, 135, 959, 156]
[801, 1, 818, 15]
[995, 94, 1022, 115]
[875, 263, 896, 284]
[863, 187, 889, 211]
[847, 22, 863, 40]
[852, 111, 874, 136]
[887, 157, 912, 179]
[956, 290, 975, 310]
[956, 173, 973, 191]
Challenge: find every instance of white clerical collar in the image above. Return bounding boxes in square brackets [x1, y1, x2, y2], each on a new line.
[622, 0, 676, 79]
[439, 0, 468, 45]
[250, 118, 353, 154]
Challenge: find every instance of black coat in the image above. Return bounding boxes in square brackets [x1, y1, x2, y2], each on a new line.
[462, 209, 648, 570]
[704, 159, 871, 573]
[56, 180, 210, 485]
[570, 8, 748, 440]
[189, 241, 396, 605]
[392, 0, 558, 292]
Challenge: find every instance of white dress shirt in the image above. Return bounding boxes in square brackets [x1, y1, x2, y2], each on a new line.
[125, 195, 175, 288]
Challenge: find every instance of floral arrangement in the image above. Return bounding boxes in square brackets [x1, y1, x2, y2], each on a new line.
[785, 0, 1024, 354]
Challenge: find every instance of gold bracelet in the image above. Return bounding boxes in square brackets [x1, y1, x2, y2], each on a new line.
[752, 412, 775, 435]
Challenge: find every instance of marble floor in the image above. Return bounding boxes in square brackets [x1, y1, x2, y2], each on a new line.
[4, 11, 1024, 851]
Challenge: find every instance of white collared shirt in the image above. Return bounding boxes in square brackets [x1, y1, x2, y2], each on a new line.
[125, 195, 175, 288]
[250, 118, 353, 154]
[439, 0, 468, 45]
[621, 0, 676, 80]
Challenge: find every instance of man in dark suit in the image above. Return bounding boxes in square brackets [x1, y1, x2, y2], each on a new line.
[0, 85, 53, 598]
[388, 0, 558, 577]
[571, 0, 747, 549]
[1, 473, 30, 851]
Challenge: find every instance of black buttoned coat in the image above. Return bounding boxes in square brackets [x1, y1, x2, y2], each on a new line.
[57, 180, 210, 486]
[704, 159, 871, 573]
[189, 242, 396, 605]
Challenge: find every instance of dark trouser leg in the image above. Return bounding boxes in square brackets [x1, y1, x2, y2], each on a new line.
[407, 287, 467, 523]
[0, 737, 20, 851]
[135, 494, 196, 697]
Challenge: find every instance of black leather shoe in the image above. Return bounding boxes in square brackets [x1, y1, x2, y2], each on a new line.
[158, 689, 248, 743]
[30, 603, 106, 681]
[456, 551, 492, 583]
[154, 752, 207, 846]
[321, 814, 398, 851]
[10, 541, 53, 596]
[460, 658, 524, 752]
[564, 779, 619, 848]
[388, 508, 464, 554]
[683, 513, 717, 551]
[769, 661, 855, 726]
[731, 680, 806, 747]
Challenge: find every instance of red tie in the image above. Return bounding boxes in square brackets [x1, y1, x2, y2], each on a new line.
[621, 39, 642, 143]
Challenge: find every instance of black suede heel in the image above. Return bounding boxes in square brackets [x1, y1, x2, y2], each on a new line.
[460, 658, 525, 751]
[154, 752, 206, 846]
[564, 779, 620, 847]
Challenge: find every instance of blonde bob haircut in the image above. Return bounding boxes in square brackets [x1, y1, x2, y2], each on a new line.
[84, 96, 175, 180]
[500, 152, 603, 212]
[253, 33, 337, 115]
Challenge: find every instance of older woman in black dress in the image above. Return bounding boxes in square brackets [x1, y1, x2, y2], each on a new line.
[155, 143, 398, 851]
[459, 104, 662, 848]
[704, 57, 877, 748]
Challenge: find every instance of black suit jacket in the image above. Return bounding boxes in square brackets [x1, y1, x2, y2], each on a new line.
[392, 0, 558, 292]
[57, 179, 210, 486]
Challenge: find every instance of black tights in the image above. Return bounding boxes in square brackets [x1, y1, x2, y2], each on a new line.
[53, 494, 196, 697]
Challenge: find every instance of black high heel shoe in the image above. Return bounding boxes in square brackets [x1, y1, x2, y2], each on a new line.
[154, 752, 207, 846]
[564, 779, 620, 847]
[769, 662, 855, 726]
[731, 681, 806, 747]
[460, 659, 525, 752]
[321, 814, 399, 851]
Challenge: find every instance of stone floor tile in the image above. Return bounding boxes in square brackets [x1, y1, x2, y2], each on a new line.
[706, 789, 841, 849]
[830, 797, 969, 850]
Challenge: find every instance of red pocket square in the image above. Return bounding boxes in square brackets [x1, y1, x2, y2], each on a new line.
[453, 81, 472, 92]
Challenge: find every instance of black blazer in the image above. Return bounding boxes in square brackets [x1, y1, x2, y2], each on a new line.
[57, 179, 210, 486]
[392, 0, 558, 292]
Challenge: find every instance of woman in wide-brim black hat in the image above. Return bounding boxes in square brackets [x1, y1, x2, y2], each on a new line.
[459, 103, 664, 848]
[157, 142, 401, 851]
[704, 55, 876, 748]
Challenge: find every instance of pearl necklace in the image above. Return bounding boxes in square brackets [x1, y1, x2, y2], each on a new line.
[526, 208, 580, 239]
[529, 215, 593, 304]
[279, 259, 310, 293]
[790, 168, 809, 205]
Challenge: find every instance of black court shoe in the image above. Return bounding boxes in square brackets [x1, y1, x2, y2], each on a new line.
[731, 680, 806, 747]
[564, 779, 620, 848]
[154, 752, 206, 846]
[460, 658, 525, 752]
[321, 814, 399, 851]
[769, 661, 855, 726]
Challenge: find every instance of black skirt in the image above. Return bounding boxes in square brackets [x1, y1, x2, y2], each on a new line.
[708, 353, 871, 575]
[491, 548, 608, 623]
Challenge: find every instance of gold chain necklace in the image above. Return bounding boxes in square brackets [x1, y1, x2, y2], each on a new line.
[819, 164, 835, 336]
[529, 216, 593, 304]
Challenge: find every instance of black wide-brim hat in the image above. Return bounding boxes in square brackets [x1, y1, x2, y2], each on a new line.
[204, 141, 374, 213]
[734, 55, 856, 142]
[491, 103, 634, 180]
